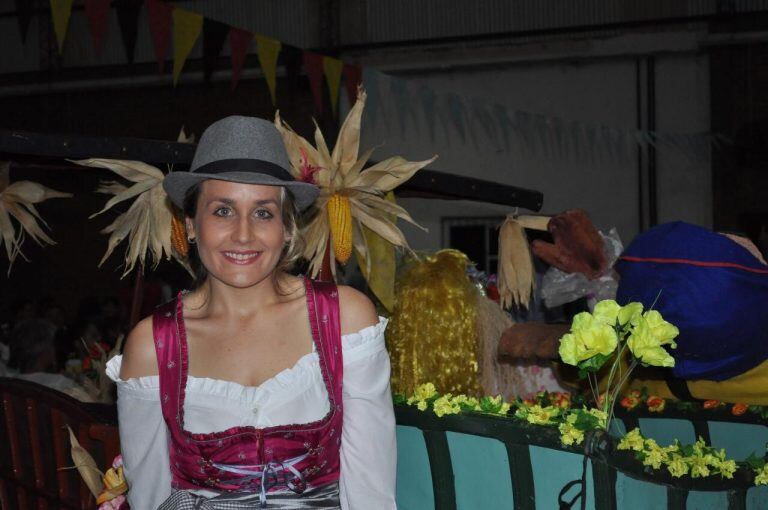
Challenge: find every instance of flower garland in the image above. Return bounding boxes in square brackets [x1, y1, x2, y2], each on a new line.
[617, 429, 739, 479]
[394, 382, 511, 417]
[620, 390, 768, 419]
[396, 385, 768, 487]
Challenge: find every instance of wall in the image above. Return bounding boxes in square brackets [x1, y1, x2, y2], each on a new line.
[351, 30, 713, 251]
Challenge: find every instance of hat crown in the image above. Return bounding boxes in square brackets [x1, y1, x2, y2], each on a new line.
[190, 116, 291, 174]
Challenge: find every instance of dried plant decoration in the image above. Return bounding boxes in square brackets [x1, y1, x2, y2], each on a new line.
[0, 161, 72, 274]
[497, 214, 551, 309]
[275, 88, 437, 290]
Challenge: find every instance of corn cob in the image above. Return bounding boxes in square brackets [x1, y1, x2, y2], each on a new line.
[170, 214, 189, 258]
[327, 194, 352, 264]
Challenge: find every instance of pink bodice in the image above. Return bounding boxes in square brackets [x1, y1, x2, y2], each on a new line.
[151, 278, 343, 497]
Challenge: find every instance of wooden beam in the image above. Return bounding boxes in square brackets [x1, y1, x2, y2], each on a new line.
[0, 129, 543, 210]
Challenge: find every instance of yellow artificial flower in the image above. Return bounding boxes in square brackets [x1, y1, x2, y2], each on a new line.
[558, 333, 581, 366]
[627, 318, 675, 367]
[618, 428, 645, 452]
[618, 302, 644, 327]
[716, 459, 737, 479]
[571, 312, 595, 332]
[688, 455, 711, 478]
[433, 394, 461, 417]
[414, 382, 438, 401]
[667, 455, 690, 478]
[642, 442, 667, 470]
[587, 408, 608, 428]
[592, 300, 620, 326]
[558, 322, 618, 366]
[417, 401, 428, 411]
[525, 405, 560, 425]
[755, 465, 768, 486]
[558, 422, 585, 446]
[643, 310, 680, 346]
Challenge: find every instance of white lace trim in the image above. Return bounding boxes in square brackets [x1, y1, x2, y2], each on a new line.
[106, 317, 388, 404]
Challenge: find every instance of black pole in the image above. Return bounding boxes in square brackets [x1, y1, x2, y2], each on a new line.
[647, 56, 658, 227]
[636, 58, 644, 233]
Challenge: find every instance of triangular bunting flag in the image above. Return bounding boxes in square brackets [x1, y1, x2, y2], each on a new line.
[115, 0, 142, 64]
[342, 64, 362, 107]
[146, 0, 173, 71]
[84, 0, 110, 55]
[173, 9, 203, 87]
[202, 18, 229, 82]
[15, 0, 34, 43]
[303, 51, 324, 114]
[322, 56, 343, 116]
[229, 27, 252, 89]
[49, 0, 74, 54]
[255, 34, 281, 105]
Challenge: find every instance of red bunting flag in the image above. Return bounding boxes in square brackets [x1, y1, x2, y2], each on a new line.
[84, 0, 110, 54]
[343, 64, 362, 106]
[229, 27, 252, 90]
[146, 0, 173, 71]
[303, 51, 324, 114]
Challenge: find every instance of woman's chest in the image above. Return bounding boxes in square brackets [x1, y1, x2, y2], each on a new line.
[184, 315, 314, 388]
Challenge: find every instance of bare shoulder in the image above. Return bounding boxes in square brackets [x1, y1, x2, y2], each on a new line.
[336, 285, 379, 336]
[119, 315, 158, 379]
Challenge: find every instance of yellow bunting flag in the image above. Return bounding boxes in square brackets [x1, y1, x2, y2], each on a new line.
[255, 35, 281, 106]
[322, 56, 344, 116]
[172, 9, 203, 87]
[49, 0, 74, 54]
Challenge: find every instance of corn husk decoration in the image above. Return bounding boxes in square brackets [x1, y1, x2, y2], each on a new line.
[65, 426, 128, 505]
[274, 88, 437, 294]
[73, 159, 175, 276]
[0, 161, 73, 274]
[497, 214, 550, 309]
[66, 426, 103, 497]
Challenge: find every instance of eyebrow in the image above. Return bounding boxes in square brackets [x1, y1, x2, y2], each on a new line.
[207, 198, 279, 207]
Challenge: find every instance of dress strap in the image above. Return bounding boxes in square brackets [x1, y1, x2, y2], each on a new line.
[304, 279, 343, 411]
[152, 297, 184, 430]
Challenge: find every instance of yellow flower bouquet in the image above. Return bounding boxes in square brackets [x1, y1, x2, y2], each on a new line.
[558, 299, 679, 431]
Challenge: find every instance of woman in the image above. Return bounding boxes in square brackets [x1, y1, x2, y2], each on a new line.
[107, 116, 397, 509]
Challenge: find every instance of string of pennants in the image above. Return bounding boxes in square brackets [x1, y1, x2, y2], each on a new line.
[31, 0, 359, 115]
[22, 1, 722, 163]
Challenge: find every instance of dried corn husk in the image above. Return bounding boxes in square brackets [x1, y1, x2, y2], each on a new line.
[274, 87, 436, 290]
[66, 425, 103, 497]
[73, 158, 189, 277]
[0, 161, 73, 274]
[497, 215, 547, 309]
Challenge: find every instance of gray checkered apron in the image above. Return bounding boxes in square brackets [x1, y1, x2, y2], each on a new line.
[156, 482, 340, 509]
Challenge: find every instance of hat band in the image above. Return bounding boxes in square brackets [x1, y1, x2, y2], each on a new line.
[193, 158, 294, 182]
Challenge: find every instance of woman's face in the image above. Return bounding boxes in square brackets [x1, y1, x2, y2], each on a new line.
[186, 180, 287, 289]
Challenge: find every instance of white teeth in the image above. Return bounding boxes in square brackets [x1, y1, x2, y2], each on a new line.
[224, 252, 258, 260]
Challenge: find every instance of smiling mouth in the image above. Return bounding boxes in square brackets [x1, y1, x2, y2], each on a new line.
[222, 251, 261, 264]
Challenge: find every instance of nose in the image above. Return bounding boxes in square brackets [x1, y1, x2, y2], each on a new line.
[232, 215, 255, 244]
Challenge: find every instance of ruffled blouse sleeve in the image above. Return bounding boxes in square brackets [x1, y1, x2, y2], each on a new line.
[106, 356, 173, 509]
[339, 318, 397, 509]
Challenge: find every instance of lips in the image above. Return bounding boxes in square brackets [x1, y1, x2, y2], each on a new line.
[221, 251, 262, 265]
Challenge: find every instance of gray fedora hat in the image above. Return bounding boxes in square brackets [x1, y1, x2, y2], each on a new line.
[163, 116, 319, 211]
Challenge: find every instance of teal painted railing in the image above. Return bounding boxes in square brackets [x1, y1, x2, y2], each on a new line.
[394, 404, 768, 510]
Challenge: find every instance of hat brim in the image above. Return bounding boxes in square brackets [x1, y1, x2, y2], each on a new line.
[163, 171, 320, 212]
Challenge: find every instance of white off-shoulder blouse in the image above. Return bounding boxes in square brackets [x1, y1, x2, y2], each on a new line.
[106, 318, 396, 510]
